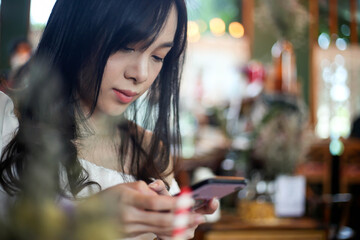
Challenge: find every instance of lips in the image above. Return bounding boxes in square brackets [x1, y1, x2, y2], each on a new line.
[113, 89, 138, 104]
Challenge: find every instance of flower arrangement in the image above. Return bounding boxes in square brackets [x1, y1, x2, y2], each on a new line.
[251, 96, 312, 179]
[255, 0, 309, 47]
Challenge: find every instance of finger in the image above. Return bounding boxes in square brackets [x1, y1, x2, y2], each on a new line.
[123, 213, 203, 239]
[157, 224, 198, 240]
[184, 225, 197, 239]
[121, 223, 173, 238]
[119, 207, 175, 237]
[188, 213, 205, 227]
[129, 180, 159, 196]
[106, 182, 177, 211]
[157, 219, 201, 240]
[108, 181, 158, 198]
[132, 207, 177, 227]
[156, 236, 173, 240]
[123, 207, 204, 229]
[194, 198, 219, 214]
[126, 192, 176, 211]
[148, 179, 170, 196]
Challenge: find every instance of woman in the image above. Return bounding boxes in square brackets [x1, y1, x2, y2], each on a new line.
[0, 0, 218, 239]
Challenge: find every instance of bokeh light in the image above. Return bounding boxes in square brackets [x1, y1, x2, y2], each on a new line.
[336, 38, 347, 51]
[318, 32, 330, 49]
[334, 66, 347, 83]
[334, 54, 345, 66]
[196, 19, 208, 33]
[330, 116, 350, 138]
[209, 18, 226, 36]
[221, 159, 235, 171]
[187, 21, 201, 42]
[329, 138, 344, 156]
[330, 84, 349, 102]
[340, 24, 350, 37]
[229, 22, 244, 38]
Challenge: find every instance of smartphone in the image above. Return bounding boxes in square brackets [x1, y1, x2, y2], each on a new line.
[178, 176, 247, 210]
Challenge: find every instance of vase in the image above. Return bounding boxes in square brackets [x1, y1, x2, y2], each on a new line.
[271, 39, 298, 95]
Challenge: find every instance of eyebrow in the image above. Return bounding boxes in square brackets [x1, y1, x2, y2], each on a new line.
[138, 41, 173, 51]
[157, 42, 174, 49]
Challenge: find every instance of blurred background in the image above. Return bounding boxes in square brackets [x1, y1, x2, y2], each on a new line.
[1, 0, 360, 240]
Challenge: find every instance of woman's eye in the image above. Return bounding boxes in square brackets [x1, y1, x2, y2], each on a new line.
[122, 47, 135, 52]
[152, 55, 164, 63]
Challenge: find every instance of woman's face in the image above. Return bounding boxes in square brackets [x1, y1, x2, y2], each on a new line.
[95, 6, 178, 116]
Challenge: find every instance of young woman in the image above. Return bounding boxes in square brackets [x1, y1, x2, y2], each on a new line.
[0, 0, 218, 239]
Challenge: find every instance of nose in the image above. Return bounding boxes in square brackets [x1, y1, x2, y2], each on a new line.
[124, 56, 148, 84]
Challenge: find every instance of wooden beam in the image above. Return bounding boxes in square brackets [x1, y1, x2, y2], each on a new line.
[309, 0, 319, 44]
[350, 0, 358, 44]
[329, 0, 338, 36]
[309, 0, 319, 128]
[242, 0, 254, 57]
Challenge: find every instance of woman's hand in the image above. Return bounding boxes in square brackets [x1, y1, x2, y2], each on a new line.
[194, 198, 219, 215]
[148, 179, 171, 196]
[95, 180, 204, 239]
[149, 179, 219, 214]
[148, 179, 205, 240]
[149, 180, 220, 238]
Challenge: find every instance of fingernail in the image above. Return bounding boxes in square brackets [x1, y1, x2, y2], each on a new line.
[149, 181, 158, 188]
[212, 198, 219, 206]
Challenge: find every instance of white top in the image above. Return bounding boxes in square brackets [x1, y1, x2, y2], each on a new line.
[0, 92, 18, 218]
[0, 91, 180, 239]
[0, 91, 18, 157]
[75, 159, 180, 240]
[77, 158, 180, 197]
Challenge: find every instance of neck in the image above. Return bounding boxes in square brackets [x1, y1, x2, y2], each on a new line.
[76, 106, 122, 142]
[75, 103, 127, 171]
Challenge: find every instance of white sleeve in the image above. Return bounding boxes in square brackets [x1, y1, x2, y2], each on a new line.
[0, 91, 18, 219]
[0, 91, 19, 157]
[169, 178, 181, 196]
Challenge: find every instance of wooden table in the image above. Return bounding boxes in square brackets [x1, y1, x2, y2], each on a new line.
[194, 213, 326, 240]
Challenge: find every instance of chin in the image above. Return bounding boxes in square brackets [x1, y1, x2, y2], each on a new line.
[107, 108, 127, 117]
[94, 105, 127, 117]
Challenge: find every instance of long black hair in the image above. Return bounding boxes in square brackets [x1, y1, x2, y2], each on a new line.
[0, 0, 187, 197]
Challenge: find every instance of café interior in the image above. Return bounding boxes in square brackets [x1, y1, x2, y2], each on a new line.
[1, 0, 360, 239]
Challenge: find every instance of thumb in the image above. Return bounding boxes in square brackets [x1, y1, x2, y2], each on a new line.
[148, 179, 170, 196]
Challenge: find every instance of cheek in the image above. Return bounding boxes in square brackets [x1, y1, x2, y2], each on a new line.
[147, 64, 162, 85]
[94, 70, 116, 114]
[142, 69, 160, 93]
[101, 65, 115, 87]
[95, 88, 111, 113]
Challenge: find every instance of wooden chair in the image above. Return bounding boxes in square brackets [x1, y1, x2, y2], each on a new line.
[296, 139, 332, 195]
[296, 138, 359, 239]
[339, 138, 360, 193]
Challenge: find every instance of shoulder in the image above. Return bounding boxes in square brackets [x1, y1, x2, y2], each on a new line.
[0, 91, 19, 154]
[0, 91, 13, 110]
[0, 91, 18, 128]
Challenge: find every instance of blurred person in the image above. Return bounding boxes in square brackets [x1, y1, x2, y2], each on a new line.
[0, 39, 32, 92]
[0, 0, 218, 239]
[9, 39, 32, 73]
